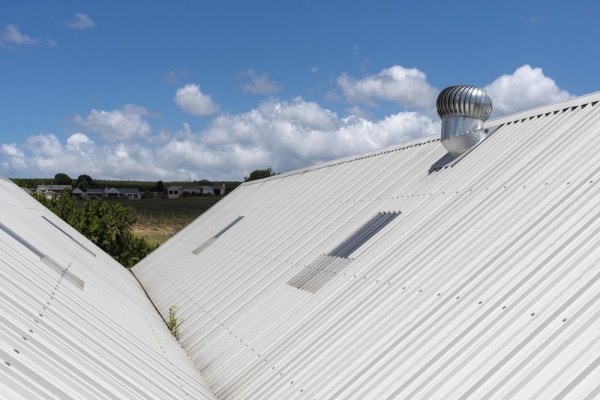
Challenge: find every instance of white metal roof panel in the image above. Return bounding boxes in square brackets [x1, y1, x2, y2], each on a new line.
[0, 178, 216, 400]
[134, 92, 600, 399]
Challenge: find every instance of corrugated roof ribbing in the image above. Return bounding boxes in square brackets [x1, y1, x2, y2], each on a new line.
[133, 92, 600, 399]
[0, 178, 216, 400]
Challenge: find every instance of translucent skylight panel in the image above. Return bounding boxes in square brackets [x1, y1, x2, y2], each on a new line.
[213, 216, 244, 239]
[192, 216, 244, 255]
[329, 212, 399, 259]
[0, 221, 85, 289]
[288, 211, 399, 292]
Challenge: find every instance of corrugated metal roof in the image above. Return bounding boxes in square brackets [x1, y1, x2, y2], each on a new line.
[0, 178, 216, 399]
[133, 91, 600, 399]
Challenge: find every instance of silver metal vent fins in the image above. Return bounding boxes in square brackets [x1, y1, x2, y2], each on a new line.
[436, 85, 493, 157]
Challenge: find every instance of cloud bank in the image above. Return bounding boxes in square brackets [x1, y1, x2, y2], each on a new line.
[0, 98, 439, 180]
[0, 65, 572, 181]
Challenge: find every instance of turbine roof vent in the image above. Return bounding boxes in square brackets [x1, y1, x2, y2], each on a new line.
[437, 85, 493, 158]
[437, 85, 492, 121]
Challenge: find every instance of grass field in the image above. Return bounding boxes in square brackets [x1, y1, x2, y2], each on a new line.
[106, 196, 224, 230]
[132, 230, 174, 247]
[126, 196, 225, 247]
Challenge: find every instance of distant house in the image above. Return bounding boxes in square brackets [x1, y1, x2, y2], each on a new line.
[115, 188, 140, 200]
[104, 187, 140, 200]
[167, 186, 182, 199]
[84, 189, 103, 198]
[72, 188, 84, 197]
[201, 184, 225, 195]
[81, 187, 140, 199]
[182, 185, 203, 195]
[167, 184, 226, 199]
[35, 184, 72, 199]
[104, 187, 121, 198]
[37, 184, 72, 192]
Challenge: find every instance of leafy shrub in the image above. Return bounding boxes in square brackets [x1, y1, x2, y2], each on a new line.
[33, 190, 156, 268]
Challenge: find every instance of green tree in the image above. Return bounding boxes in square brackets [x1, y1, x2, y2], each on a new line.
[32, 189, 77, 223]
[244, 167, 276, 182]
[10, 178, 26, 188]
[71, 198, 153, 267]
[76, 174, 94, 191]
[155, 180, 164, 192]
[54, 173, 72, 185]
[33, 190, 155, 268]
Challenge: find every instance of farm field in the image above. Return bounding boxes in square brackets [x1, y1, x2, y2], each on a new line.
[132, 229, 174, 247]
[109, 196, 225, 246]
[106, 196, 224, 230]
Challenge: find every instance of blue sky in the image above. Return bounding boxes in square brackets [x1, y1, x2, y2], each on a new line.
[1, 0, 598, 181]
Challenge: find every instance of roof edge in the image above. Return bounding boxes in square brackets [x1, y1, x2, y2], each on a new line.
[487, 90, 600, 126]
[241, 133, 440, 186]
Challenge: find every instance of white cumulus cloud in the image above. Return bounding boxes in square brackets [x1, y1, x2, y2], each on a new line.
[156, 98, 439, 178]
[66, 133, 95, 156]
[73, 105, 152, 143]
[69, 13, 95, 30]
[0, 143, 27, 170]
[337, 65, 439, 110]
[240, 69, 284, 95]
[174, 84, 220, 116]
[276, 97, 338, 131]
[485, 65, 573, 116]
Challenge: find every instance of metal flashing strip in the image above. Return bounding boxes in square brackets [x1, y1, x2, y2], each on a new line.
[192, 217, 244, 255]
[430, 124, 503, 172]
[42, 216, 96, 257]
[0, 221, 85, 289]
[288, 212, 399, 293]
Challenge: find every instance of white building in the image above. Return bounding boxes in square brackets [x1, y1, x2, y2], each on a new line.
[33, 184, 72, 199]
[167, 184, 226, 198]
[3, 88, 600, 399]
[103, 187, 140, 199]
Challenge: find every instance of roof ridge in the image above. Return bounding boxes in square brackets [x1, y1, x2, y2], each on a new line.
[242, 91, 600, 187]
[242, 134, 440, 186]
[488, 90, 600, 126]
